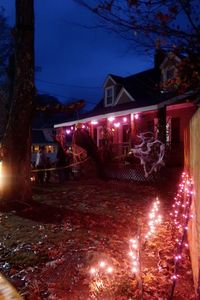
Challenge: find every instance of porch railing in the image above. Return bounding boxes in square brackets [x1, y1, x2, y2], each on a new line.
[111, 142, 131, 159]
[104, 141, 184, 167]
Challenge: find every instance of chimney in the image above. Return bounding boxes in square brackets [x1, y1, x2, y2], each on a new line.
[154, 45, 166, 69]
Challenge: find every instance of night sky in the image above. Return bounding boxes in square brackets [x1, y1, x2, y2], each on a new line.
[1, 0, 153, 110]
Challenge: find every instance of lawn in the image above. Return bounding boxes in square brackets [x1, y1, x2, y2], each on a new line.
[0, 169, 196, 299]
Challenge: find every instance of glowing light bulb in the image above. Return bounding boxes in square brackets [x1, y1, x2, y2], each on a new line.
[91, 120, 98, 125]
[106, 266, 113, 274]
[108, 116, 115, 122]
[90, 267, 96, 275]
[134, 113, 139, 119]
[99, 261, 106, 268]
[114, 122, 120, 128]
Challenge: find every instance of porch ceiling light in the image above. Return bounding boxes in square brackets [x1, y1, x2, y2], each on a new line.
[134, 113, 139, 120]
[91, 120, 98, 125]
[123, 117, 127, 122]
[108, 116, 115, 122]
[66, 129, 71, 135]
[114, 122, 120, 128]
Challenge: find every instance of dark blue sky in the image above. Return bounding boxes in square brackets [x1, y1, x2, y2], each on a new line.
[1, 0, 153, 110]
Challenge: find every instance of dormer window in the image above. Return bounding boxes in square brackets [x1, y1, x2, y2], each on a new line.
[166, 67, 175, 80]
[105, 86, 114, 106]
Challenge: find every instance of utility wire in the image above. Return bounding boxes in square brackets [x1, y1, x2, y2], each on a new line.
[35, 78, 101, 89]
[37, 89, 97, 105]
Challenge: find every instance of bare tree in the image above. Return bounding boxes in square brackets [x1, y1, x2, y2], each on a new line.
[75, 0, 200, 90]
[0, 1, 85, 209]
[0, 7, 13, 83]
[1, 0, 35, 207]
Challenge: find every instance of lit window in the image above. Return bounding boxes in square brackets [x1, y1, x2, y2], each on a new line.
[32, 145, 39, 153]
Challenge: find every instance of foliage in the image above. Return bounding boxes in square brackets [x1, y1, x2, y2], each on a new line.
[75, 0, 200, 53]
[75, 0, 200, 92]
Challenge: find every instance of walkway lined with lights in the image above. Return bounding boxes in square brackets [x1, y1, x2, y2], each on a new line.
[0, 170, 195, 299]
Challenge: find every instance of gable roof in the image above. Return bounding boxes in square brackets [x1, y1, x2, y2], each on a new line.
[54, 63, 197, 128]
[94, 68, 161, 112]
[115, 87, 135, 104]
[121, 68, 161, 103]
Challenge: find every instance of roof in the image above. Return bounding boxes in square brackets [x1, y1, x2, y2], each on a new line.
[90, 68, 166, 115]
[32, 130, 55, 145]
[54, 64, 198, 128]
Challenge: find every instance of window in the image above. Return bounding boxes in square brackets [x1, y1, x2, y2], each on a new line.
[105, 86, 114, 106]
[166, 67, 175, 80]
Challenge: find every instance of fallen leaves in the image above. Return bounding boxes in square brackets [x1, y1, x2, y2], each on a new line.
[0, 177, 196, 299]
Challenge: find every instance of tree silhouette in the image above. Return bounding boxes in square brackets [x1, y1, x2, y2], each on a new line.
[75, 0, 200, 91]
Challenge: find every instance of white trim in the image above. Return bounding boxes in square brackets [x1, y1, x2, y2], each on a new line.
[103, 75, 116, 88]
[54, 91, 195, 128]
[115, 87, 135, 105]
[104, 86, 115, 107]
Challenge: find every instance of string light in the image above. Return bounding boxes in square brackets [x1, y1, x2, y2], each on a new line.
[89, 261, 114, 277]
[129, 237, 140, 274]
[66, 129, 71, 135]
[108, 117, 115, 122]
[91, 120, 98, 125]
[114, 122, 120, 128]
[134, 113, 139, 119]
[89, 260, 114, 297]
[145, 197, 162, 240]
[169, 172, 193, 299]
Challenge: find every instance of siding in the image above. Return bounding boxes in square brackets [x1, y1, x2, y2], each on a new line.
[186, 108, 200, 291]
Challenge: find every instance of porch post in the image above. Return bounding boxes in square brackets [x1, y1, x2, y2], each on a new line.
[157, 105, 166, 144]
[130, 113, 136, 146]
[90, 124, 94, 139]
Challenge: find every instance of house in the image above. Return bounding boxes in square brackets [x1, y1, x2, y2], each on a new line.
[54, 50, 198, 166]
[0, 91, 61, 163]
[31, 129, 57, 164]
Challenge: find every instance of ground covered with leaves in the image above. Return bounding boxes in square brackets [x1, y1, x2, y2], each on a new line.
[0, 168, 196, 299]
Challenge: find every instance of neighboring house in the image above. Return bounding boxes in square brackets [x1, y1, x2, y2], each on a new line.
[31, 129, 57, 164]
[54, 50, 198, 166]
[0, 91, 62, 162]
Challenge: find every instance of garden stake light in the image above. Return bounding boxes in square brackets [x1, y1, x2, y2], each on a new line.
[89, 260, 114, 297]
[145, 197, 162, 240]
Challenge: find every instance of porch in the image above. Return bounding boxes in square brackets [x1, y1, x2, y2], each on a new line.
[98, 141, 184, 181]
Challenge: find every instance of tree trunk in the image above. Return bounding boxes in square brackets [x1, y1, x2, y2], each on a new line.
[1, 0, 34, 208]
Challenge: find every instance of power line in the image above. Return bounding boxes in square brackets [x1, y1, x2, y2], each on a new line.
[37, 89, 98, 105]
[35, 78, 101, 89]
